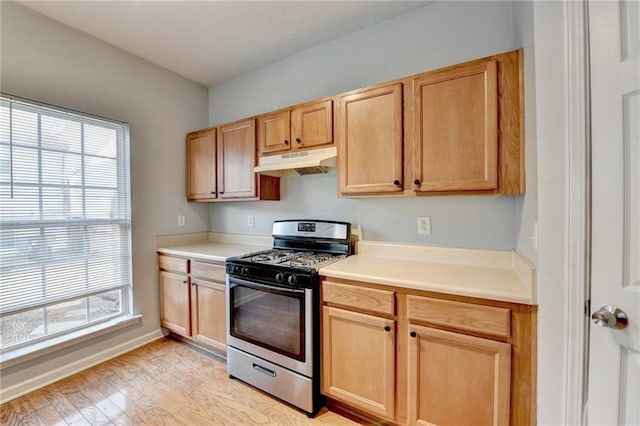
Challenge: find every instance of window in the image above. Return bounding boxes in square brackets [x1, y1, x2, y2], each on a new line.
[0, 95, 131, 352]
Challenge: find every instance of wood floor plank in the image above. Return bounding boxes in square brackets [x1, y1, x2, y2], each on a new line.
[9, 396, 35, 417]
[54, 380, 113, 425]
[105, 391, 147, 424]
[69, 372, 131, 424]
[34, 404, 67, 426]
[1, 338, 361, 425]
[25, 389, 50, 411]
[0, 402, 22, 426]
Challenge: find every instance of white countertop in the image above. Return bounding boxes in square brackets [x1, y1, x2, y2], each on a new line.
[157, 242, 269, 262]
[156, 232, 271, 262]
[320, 241, 536, 305]
[156, 233, 536, 305]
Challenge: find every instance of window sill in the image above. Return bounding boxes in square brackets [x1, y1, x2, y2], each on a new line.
[0, 314, 143, 369]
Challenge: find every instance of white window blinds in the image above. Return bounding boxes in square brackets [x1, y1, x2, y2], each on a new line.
[0, 95, 132, 351]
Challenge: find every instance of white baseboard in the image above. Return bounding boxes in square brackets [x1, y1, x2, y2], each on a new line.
[0, 329, 164, 404]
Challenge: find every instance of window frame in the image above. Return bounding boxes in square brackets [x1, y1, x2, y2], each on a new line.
[0, 93, 133, 353]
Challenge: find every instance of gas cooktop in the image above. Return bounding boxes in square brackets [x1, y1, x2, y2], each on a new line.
[241, 249, 346, 269]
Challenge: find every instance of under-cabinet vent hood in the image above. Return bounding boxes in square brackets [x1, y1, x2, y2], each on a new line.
[254, 147, 337, 176]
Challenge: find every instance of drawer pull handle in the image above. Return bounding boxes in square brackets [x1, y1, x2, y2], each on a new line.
[253, 363, 276, 377]
[410, 331, 417, 338]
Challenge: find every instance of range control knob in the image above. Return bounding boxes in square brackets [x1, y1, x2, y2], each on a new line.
[241, 267, 250, 277]
[288, 274, 298, 285]
[275, 272, 286, 283]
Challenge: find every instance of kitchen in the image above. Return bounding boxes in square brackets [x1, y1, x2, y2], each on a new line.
[1, 1, 637, 425]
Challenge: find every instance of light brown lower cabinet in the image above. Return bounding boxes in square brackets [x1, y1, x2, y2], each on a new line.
[321, 277, 536, 426]
[158, 254, 227, 354]
[159, 270, 190, 336]
[407, 325, 511, 426]
[322, 306, 396, 420]
[190, 278, 226, 352]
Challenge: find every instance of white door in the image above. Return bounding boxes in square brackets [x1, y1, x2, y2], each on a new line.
[588, 0, 640, 424]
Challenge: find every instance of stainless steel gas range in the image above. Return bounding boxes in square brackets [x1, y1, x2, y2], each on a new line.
[225, 220, 351, 417]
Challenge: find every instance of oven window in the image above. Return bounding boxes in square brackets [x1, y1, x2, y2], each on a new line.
[230, 282, 305, 361]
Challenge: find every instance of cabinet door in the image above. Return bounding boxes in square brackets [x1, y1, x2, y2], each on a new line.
[257, 110, 291, 155]
[159, 271, 190, 336]
[291, 99, 333, 150]
[338, 84, 403, 195]
[190, 279, 226, 352]
[186, 129, 217, 201]
[413, 60, 498, 192]
[407, 325, 511, 426]
[322, 306, 395, 419]
[217, 119, 257, 199]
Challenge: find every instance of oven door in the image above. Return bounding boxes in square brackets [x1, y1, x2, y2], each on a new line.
[227, 276, 313, 377]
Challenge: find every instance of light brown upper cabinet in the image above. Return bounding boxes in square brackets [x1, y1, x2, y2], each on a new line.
[257, 109, 290, 154]
[257, 99, 333, 156]
[412, 60, 498, 192]
[337, 49, 524, 197]
[337, 83, 403, 195]
[187, 128, 217, 201]
[217, 119, 257, 199]
[186, 122, 280, 202]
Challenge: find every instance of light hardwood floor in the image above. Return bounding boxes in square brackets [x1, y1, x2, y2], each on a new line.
[0, 338, 361, 425]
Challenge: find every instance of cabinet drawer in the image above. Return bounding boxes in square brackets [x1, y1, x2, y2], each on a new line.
[158, 255, 187, 274]
[191, 260, 226, 282]
[407, 296, 510, 338]
[322, 281, 395, 316]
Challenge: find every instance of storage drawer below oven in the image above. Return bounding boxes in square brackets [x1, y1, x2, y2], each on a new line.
[227, 346, 313, 413]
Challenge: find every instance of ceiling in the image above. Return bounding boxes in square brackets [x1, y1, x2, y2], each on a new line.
[18, 1, 430, 87]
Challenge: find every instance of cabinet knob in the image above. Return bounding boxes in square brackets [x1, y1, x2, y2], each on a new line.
[393, 180, 400, 186]
[414, 179, 421, 186]
[182, 280, 187, 285]
[296, 138, 301, 144]
[191, 281, 196, 286]
[284, 139, 289, 145]
[410, 331, 417, 338]
[210, 191, 216, 195]
[384, 325, 391, 332]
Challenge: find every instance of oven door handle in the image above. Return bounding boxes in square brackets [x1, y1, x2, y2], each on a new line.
[228, 277, 305, 295]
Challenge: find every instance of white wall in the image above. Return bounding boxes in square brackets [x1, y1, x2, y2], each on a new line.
[0, 1, 210, 393]
[514, 1, 575, 424]
[208, 172, 517, 249]
[208, 1, 523, 251]
[528, 2, 571, 424]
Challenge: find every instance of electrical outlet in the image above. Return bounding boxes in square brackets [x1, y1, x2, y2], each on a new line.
[178, 215, 186, 227]
[248, 214, 255, 227]
[417, 216, 431, 235]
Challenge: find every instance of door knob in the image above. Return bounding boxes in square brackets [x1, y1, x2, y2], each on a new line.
[591, 305, 628, 329]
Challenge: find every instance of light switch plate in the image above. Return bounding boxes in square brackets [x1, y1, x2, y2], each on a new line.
[248, 214, 255, 227]
[178, 215, 186, 227]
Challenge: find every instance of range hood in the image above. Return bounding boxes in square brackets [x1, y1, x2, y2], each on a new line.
[254, 146, 337, 176]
